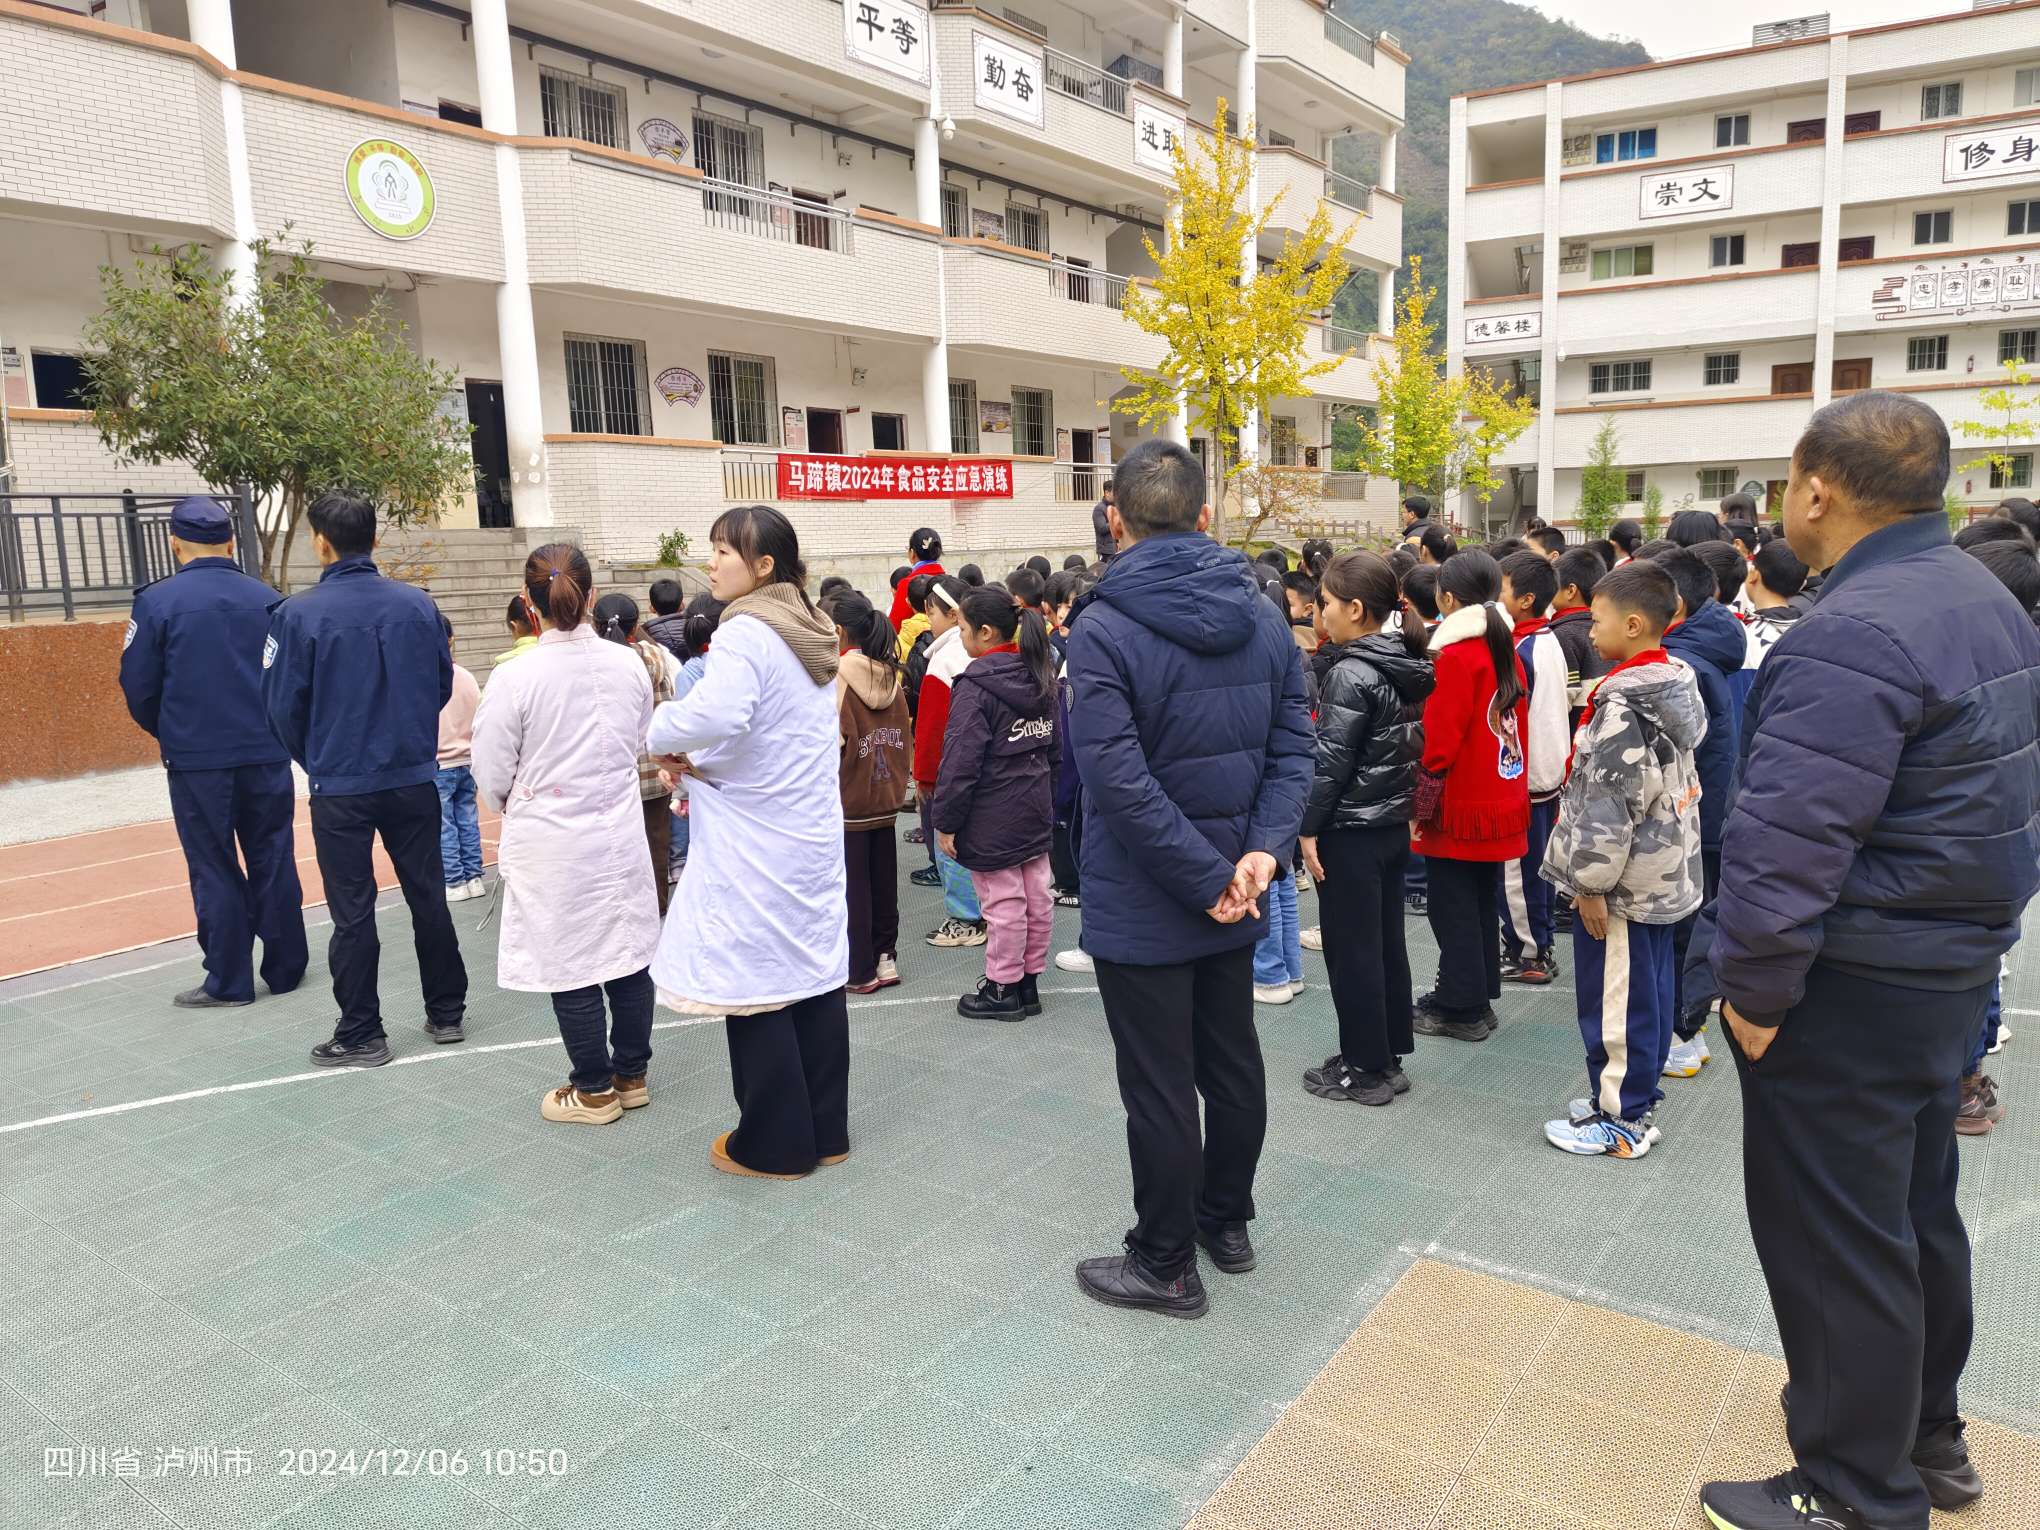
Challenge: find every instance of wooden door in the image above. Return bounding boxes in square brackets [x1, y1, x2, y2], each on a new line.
[1782, 242, 1820, 268]
[1786, 118, 1826, 143]
[806, 408, 844, 455]
[1772, 362, 1814, 395]
[1832, 357, 1873, 393]
[792, 190, 833, 250]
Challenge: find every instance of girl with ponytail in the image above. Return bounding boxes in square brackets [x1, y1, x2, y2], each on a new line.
[1408, 548, 1531, 1040]
[592, 592, 679, 918]
[822, 590, 912, 994]
[931, 588, 1059, 1020]
[470, 541, 664, 1127]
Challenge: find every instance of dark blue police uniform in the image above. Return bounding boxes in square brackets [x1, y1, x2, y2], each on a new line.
[263, 552, 467, 1058]
[118, 498, 307, 1007]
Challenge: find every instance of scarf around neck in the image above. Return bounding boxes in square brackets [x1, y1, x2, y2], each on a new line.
[726, 581, 840, 686]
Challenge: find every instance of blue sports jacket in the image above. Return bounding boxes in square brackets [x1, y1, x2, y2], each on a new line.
[1663, 597, 1744, 851]
[119, 557, 290, 771]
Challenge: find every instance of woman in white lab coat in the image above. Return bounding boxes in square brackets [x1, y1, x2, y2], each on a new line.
[647, 505, 850, 1180]
[471, 542, 662, 1126]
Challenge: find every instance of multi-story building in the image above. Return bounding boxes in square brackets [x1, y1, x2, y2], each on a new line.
[0, 0, 1407, 576]
[1447, 2, 2040, 533]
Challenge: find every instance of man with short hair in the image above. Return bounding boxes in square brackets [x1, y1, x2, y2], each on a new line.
[1399, 493, 1431, 533]
[263, 492, 469, 1067]
[120, 496, 307, 1009]
[643, 577, 689, 660]
[1066, 438, 1313, 1319]
[1700, 393, 2040, 1530]
[1091, 477, 1118, 562]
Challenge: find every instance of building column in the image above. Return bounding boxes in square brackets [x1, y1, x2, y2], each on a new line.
[1377, 268, 1394, 336]
[1161, 7, 1189, 448]
[917, 113, 953, 453]
[1234, 8, 1259, 468]
[1381, 129, 1399, 196]
[1163, 8, 1185, 97]
[186, 0, 258, 309]
[1811, 35, 1849, 413]
[1533, 81, 1563, 533]
[472, 0, 552, 525]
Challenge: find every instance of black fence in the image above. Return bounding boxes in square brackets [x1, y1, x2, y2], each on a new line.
[1, 491, 259, 622]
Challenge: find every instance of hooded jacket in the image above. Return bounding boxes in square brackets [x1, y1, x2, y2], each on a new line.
[1546, 605, 1608, 727]
[837, 651, 911, 829]
[913, 625, 969, 787]
[1413, 604, 1531, 863]
[1730, 605, 1801, 730]
[1662, 598, 1744, 850]
[932, 646, 1057, 871]
[1540, 652, 1706, 924]
[1066, 533, 1313, 965]
[1514, 616, 1571, 800]
[1301, 632, 1435, 836]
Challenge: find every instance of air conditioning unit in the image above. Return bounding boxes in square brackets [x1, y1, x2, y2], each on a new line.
[1001, 7, 1048, 42]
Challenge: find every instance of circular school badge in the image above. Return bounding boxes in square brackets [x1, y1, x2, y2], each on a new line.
[345, 138, 436, 241]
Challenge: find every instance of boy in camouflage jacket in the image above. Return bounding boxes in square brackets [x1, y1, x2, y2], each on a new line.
[1538, 562, 1706, 1159]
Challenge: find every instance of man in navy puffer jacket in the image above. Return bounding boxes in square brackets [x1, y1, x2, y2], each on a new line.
[1698, 394, 2040, 1530]
[1065, 439, 1313, 1319]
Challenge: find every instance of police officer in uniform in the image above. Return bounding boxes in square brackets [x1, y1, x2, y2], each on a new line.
[119, 495, 307, 1008]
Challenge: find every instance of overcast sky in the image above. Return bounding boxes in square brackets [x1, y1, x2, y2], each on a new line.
[1535, 0, 1947, 60]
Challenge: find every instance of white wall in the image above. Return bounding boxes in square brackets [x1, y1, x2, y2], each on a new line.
[232, 0, 399, 105]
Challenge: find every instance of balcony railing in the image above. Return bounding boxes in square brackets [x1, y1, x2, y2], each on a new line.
[1045, 48, 1130, 117]
[1054, 462, 1108, 503]
[700, 179, 853, 253]
[1324, 11, 1376, 64]
[720, 451, 779, 502]
[1325, 171, 1373, 211]
[1321, 323, 1372, 354]
[1050, 259, 1132, 310]
[3, 492, 257, 622]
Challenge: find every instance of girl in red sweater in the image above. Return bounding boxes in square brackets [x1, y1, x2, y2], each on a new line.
[1412, 549, 1530, 1041]
[888, 527, 946, 629]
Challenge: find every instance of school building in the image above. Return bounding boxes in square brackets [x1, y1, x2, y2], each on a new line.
[0, 0, 1408, 574]
[1445, 2, 2040, 534]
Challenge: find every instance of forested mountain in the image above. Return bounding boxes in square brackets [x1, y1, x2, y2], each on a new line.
[1327, 0, 1651, 339]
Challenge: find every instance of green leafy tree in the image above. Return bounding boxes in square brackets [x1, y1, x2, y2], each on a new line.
[1952, 357, 2040, 492]
[1946, 487, 1969, 531]
[1640, 482, 1665, 541]
[82, 233, 472, 589]
[1576, 418, 1626, 539]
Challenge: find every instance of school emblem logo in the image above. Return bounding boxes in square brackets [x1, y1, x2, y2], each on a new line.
[262, 634, 278, 670]
[122, 619, 137, 652]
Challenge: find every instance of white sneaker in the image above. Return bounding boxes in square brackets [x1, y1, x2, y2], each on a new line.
[445, 882, 473, 903]
[875, 954, 900, 986]
[1254, 983, 1295, 1005]
[1054, 948, 1094, 973]
[466, 877, 487, 898]
[1289, 981, 1306, 998]
[1989, 1021, 2009, 1055]
[1300, 926, 1323, 952]
[1662, 1037, 1708, 1078]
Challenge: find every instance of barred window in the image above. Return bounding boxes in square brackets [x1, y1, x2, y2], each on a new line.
[1005, 204, 1048, 253]
[564, 335, 649, 435]
[1588, 359, 1651, 394]
[1991, 454, 2033, 490]
[539, 68, 626, 148]
[1699, 467, 1740, 500]
[949, 379, 980, 454]
[2000, 329, 2039, 365]
[1907, 335, 1949, 372]
[708, 351, 778, 446]
[1921, 82, 1963, 121]
[1703, 352, 1740, 386]
[1011, 386, 1053, 457]
[941, 185, 967, 240]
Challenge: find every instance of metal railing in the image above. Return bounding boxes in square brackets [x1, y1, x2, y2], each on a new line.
[1324, 11, 1376, 64]
[1321, 323, 1371, 355]
[1053, 462, 1106, 504]
[699, 178, 853, 253]
[1050, 259, 1131, 310]
[1321, 471, 1371, 501]
[720, 451, 779, 503]
[1324, 171, 1373, 211]
[1044, 48, 1129, 117]
[2, 491, 257, 622]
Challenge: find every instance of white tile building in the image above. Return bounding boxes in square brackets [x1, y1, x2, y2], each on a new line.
[1446, 2, 2040, 533]
[0, 0, 1408, 570]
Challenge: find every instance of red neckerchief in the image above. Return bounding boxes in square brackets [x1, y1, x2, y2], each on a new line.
[1551, 603, 1588, 617]
[1568, 646, 1670, 778]
[1511, 615, 1550, 640]
[984, 641, 1020, 656]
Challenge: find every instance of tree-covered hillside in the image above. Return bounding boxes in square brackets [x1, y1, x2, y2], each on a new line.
[1328, 0, 1651, 340]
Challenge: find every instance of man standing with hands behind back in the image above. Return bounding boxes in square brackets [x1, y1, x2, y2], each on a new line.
[1064, 439, 1313, 1320]
[1702, 393, 2040, 1530]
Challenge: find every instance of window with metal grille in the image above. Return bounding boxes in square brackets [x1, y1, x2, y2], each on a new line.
[2010, 199, 2040, 236]
[1005, 204, 1047, 253]
[1992, 454, 2033, 490]
[1709, 233, 1745, 268]
[1914, 209, 1953, 245]
[1270, 416, 1299, 467]
[1624, 470, 1646, 501]
[1011, 386, 1052, 457]
[1588, 359, 1651, 394]
[1589, 244, 1653, 280]
[949, 379, 980, 454]
[1699, 467, 1740, 500]
[694, 110, 765, 204]
[539, 68, 626, 148]
[2001, 329, 2040, 365]
[1921, 82, 1963, 121]
[941, 185, 967, 240]
[708, 351, 778, 446]
[1704, 352, 1740, 386]
[1715, 114, 1749, 148]
[1907, 335, 1949, 372]
[564, 335, 650, 435]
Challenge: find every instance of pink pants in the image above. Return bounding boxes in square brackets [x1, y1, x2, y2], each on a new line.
[971, 854, 1054, 985]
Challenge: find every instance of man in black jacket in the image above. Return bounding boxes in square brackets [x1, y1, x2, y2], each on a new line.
[1700, 394, 2040, 1530]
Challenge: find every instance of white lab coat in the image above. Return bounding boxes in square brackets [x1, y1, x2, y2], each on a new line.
[471, 625, 661, 992]
[647, 613, 848, 1013]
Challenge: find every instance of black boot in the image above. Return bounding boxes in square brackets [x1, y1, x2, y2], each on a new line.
[957, 978, 1025, 1021]
[1018, 973, 1043, 1016]
[1197, 1222, 1257, 1273]
[1075, 1249, 1207, 1318]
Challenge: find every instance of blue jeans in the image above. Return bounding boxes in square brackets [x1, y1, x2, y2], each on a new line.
[434, 766, 482, 884]
[1252, 876, 1303, 987]
[551, 967, 654, 1092]
[1965, 976, 2001, 1077]
[937, 836, 981, 921]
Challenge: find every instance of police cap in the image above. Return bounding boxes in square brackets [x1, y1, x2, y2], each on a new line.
[169, 496, 234, 544]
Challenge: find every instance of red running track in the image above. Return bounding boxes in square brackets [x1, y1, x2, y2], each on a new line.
[0, 804, 501, 981]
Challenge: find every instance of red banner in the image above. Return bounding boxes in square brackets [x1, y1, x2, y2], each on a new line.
[775, 453, 1016, 501]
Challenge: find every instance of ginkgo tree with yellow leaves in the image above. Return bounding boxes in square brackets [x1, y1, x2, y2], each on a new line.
[1953, 356, 2040, 497]
[1114, 99, 1355, 538]
[1361, 255, 1534, 514]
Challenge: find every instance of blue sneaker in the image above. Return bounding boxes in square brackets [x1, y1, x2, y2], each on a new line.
[1568, 1098, 1662, 1146]
[1544, 1112, 1653, 1158]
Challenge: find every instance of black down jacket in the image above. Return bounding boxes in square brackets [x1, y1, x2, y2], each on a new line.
[1300, 632, 1436, 836]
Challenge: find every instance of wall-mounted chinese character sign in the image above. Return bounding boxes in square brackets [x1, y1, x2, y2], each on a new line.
[1464, 311, 1542, 346]
[1638, 164, 1735, 220]
[1943, 121, 2040, 183]
[1873, 258, 2036, 320]
[655, 367, 704, 407]
[843, 0, 929, 85]
[1133, 98, 1186, 174]
[638, 119, 688, 163]
[973, 29, 1043, 128]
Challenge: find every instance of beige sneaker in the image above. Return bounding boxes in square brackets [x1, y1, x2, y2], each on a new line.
[540, 1085, 622, 1124]
[1300, 926, 1323, 951]
[612, 1074, 650, 1110]
[875, 954, 900, 987]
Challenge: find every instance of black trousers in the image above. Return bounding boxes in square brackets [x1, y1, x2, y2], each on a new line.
[1094, 945, 1266, 1279]
[167, 762, 307, 1003]
[1671, 847, 1722, 1038]
[1050, 795, 1083, 893]
[1732, 963, 1982, 1527]
[844, 826, 899, 985]
[1424, 856, 1502, 1014]
[310, 783, 468, 1046]
[724, 987, 851, 1175]
[1317, 824, 1414, 1074]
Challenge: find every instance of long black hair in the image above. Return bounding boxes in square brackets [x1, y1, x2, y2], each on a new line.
[1435, 549, 1524, 718]
[825, 589, 898, 667]
[959, 586, 1054, 707]
[1321, 551, 1426, 660]
[709, 505, 812, 609]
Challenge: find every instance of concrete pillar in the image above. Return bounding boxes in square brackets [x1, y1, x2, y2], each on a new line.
[187, 0, 258, 308]
[472, 0, 552, 524]
[1812, 35, 1849, 412]
[1161, 6, 1188, 449]
[1235, 6, 1259, 468]
[1377, 268, 1394, 336]
[1533, 81, 1563, 535]
[1163, 8, 1184, 98]
[1381, 129, 1399, 196]
[916, 76, 952, 452]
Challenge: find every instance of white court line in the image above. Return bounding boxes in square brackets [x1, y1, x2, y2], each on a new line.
[0, 986, 1102, 1136]
[2002, 1008, 2038, 1017]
